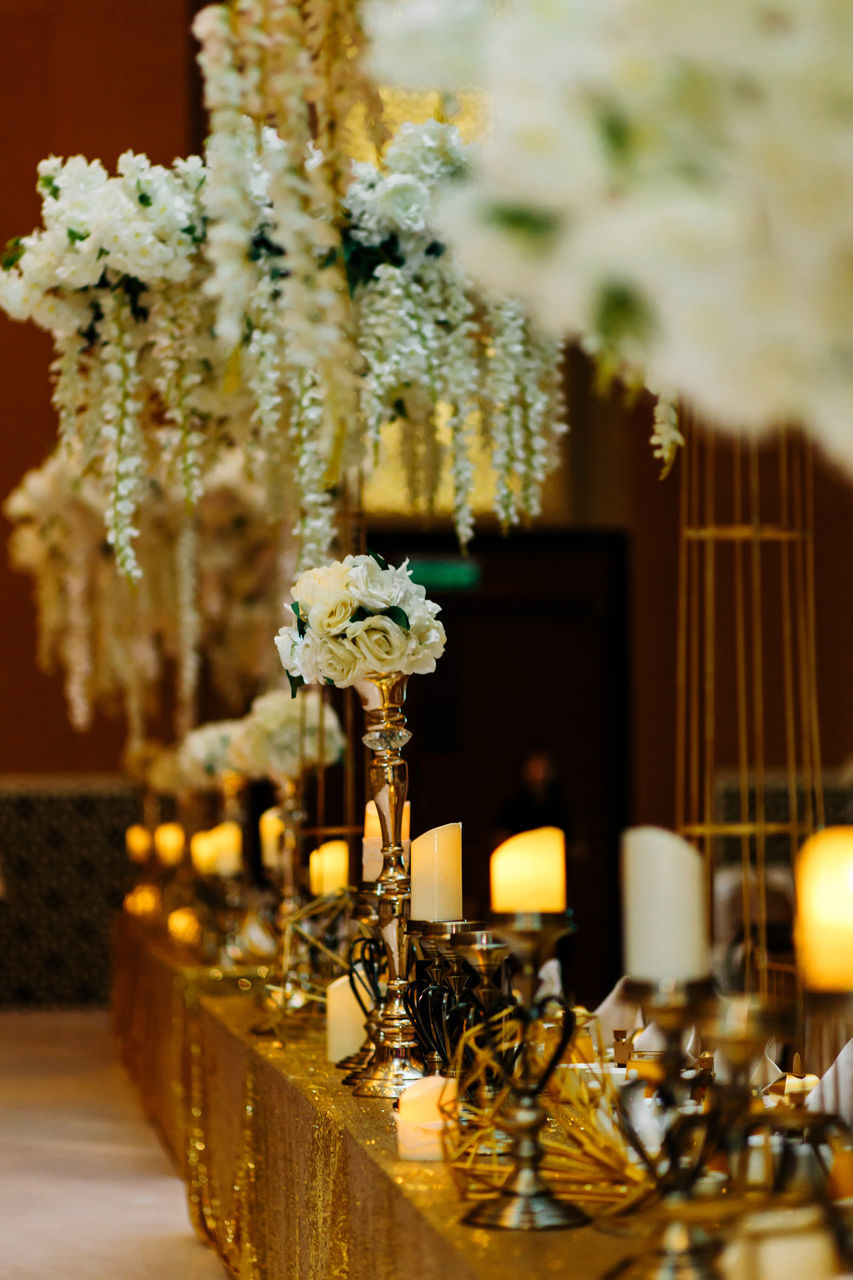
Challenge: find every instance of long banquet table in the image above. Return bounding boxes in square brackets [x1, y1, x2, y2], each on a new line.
[114, 915, 636, 1280]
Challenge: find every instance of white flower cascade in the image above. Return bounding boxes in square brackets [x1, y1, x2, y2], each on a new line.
[366, 0, 853, 479]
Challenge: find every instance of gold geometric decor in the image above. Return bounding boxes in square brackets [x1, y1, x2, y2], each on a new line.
[675, 419, 824, 1002]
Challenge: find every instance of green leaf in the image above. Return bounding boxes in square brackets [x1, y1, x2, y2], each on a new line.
[367, 549, 389, 571]
[349, 606, 369, 624]
[67, 227, 90, 245]
[324, 677, 336, 688]
[38, 174, 60, 200]
[96, 246, 110, 261]
[136, 182, 152, 208]
[594, 281, 654, 348]
[1, 237, 24, 271]
[285, 670, 305, 699]
[483, 202, 560, 246]
[382, 606, 410, 631]
[292, 600, 307, 639]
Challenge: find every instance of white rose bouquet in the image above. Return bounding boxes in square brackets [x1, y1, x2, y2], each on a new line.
[178, 719, 244, 790]
[275, 553, 446, 693]
[227, 687, 345, 779]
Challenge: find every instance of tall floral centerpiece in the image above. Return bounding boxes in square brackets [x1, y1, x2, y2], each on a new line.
[276, 552, 445, 1096]
[229, 687, 345, 909]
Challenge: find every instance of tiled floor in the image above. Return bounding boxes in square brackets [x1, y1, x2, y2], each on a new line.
[0, 1009, 225, 1279]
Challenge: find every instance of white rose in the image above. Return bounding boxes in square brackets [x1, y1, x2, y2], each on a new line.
[318, 635, 364, 687]
[374, 173, 430, 235]
[406, 619, 447, 674]
[346, 616, 410, 674]
[291, 561, 350, 612]
[307, 593, 357, 636]
[348, 556, 401, 610]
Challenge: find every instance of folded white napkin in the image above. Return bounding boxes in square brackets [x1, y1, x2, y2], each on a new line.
[592, 975, 644, 1045]
[806, 1036, 853, 1124]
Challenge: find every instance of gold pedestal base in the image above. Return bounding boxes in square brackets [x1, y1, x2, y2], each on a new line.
[464, 1182, 588, 1232]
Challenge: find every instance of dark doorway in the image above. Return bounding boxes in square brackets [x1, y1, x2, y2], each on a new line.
[371, 529, 630, 1008]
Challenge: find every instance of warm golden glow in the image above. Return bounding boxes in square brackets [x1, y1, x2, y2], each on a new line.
[796, 827, 853, 991]
[490, 827, 566, 914]
[344, 88, 486, 166]
[190, 830, 218, 876]
[123, 884, 161, 918]
[259, 807, 285, 871]
[125, 824, 152, 863]
[167, 907, 202, 949]
[309, 840, 350, 896]
[153, 822, 185, 867]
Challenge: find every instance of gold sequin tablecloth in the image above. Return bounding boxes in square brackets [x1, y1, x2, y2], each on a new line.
[113, 916, 634, 1280]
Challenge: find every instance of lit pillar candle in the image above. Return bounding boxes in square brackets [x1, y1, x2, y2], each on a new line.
[190, 830, 218, 876]
[396, 1076, 457, 1162]
[154, 822, 185, 868]
[490, 827, 566, 914]
[410, 822, 463, 921]
[621, 827, 708, 982]
[362, 800, 411, 881]
[796, 827, 853, 991]
[309, 840, 350, 896]
[325, 972, 372, 1063]
[209, 821, 243, 878]
[259, 807, 284, 872]
[125, 824, 152, 864]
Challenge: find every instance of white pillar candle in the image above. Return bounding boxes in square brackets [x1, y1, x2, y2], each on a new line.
[410, 823, 463, 921]
[125, 824, 152, 864]
[795, 827, 853, 991]
[396, 1076, 457, 1162]
[490, 827, 566, 914]
[154, 822, 185, 868]
[309, 840, 350, 896]
[325, 972, 372, 1063]
[621, 827, 708, 982]
[259, 807, 284, 871]
[364, 799, 411, 843]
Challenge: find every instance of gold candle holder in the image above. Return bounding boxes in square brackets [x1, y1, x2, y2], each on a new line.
[463, 911, 588, 1231]
[349, 673, 424, 1099]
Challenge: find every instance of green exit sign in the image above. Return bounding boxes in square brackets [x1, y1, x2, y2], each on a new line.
[407, 557, 482, 593]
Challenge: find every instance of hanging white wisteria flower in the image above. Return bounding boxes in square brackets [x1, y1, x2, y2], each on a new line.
[4, 446, 294, 751]
[275, 551, 446, 692]
[227, 687, 345, 780]
[0, 149, 230, 579]
[366, 0, 853, 481]
[344, 121, 567, 540]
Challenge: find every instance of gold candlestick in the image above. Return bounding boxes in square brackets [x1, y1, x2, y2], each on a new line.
[349, 673, 424, 1099]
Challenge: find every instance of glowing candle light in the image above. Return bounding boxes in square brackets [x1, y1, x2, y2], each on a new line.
[125, 824, 152, 864]
[154, 822, 185, 868]
[796, 827, 853, 991]
[490, 827, 566, 914]
[410, 822, 462, 921]
[190, 830, 219, 876]
[309, 840, 350, 896]
[259, 807, 284, 871]
[396, 1076, 457, 1161]
[209, 821, 243, 878]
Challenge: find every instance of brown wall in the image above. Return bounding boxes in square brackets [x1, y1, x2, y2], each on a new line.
[0, 0, 193, 772]
[0, 5, 851, 819]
